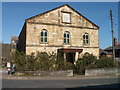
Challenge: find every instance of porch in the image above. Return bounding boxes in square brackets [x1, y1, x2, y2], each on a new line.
[58, 48, 83, 64]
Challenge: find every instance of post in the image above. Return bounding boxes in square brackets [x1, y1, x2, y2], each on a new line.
[74, 52, 79, 64]
[110, 9, 115, 62]
[64, 53, 66, 65]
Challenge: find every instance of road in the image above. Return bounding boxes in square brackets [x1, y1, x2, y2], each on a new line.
[2, 76, 119, 88]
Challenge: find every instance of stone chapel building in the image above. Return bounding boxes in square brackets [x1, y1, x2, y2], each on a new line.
[17, 4, 99, 64]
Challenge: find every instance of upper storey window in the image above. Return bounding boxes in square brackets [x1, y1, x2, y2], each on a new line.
[62, 12, 71, 23]
[40, 30, 48, 43]
[83, 33, 89, 45]
[64, 31, 70, 44]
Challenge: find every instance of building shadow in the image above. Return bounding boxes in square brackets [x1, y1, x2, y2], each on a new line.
[66, 83, 120, 89]
[2, 83, 120, 90]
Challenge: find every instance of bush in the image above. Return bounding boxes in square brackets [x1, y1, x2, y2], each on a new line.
[13, 51, 55, 71]
[36, 52, 51, 71]
[66, 62, 75, 70]
[13, 51, 27, 71]
[74, 53, 97, 75]
[81, 53, 97, 69]
[13, 51, 64, 72]
[12, 51, 117, 74]
[48, 52, 57, 70]
[54, 53, 75, 70]
[25, 53, 37, 71]
[95, 56, 116, 68]
[56, 53, 66, 70]
[74, 60, 85, 75]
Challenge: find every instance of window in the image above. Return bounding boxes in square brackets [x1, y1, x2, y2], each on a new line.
[40, 30, 48, 43]
[62, 12, 71, 23]
[83, 33, 89, 45]
[64, 32, 70, 44]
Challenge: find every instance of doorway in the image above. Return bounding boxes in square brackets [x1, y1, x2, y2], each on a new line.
[66, 53, 75, 64]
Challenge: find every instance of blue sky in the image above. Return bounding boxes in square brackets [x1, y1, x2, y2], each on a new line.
[2, 2, 118, 49]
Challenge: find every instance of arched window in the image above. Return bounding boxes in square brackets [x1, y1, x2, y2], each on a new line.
[40, 30, 47, 43]
[83, 33, 89, 45]
[64, 31, 70, 44]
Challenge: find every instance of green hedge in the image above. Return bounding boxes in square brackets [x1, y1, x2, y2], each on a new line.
[74, 54, 116, 75]
[12, 51, 117, 74]
[12, 51, 75, 72]
[95, 56, 116, 68]
[74, 53, 97, 75]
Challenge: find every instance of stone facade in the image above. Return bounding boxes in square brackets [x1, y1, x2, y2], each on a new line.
[18, 4, 99, 63]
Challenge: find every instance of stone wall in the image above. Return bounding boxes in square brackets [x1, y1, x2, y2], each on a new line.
[85, 68, 120, 76]
[17, 23, 26, 53]
[26, 23, 99, 57]
[26, 23, 99, 47]
[27, 5, 98, 29]
[26, 46, 99, 58]
[15, 70, 73, 76]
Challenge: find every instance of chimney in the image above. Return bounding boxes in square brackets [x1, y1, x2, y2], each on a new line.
[114, 37, 118, 46]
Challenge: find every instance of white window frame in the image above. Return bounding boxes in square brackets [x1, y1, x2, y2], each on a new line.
[40, 30, 48, 43]
[83, 33, 89, 45]
[64, 32, 70, 44]
[62, 12, 71, 23]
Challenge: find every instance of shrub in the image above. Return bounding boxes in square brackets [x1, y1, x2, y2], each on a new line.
[13, 51, 58, 72]
[82, 53, 97, 68]
[74, 59, 85, 75]
[95, 56, 116, 68]
[13, 51, 116, 74]
[13, 51, 27, 71]
[25, 53, 37, 71]
[74, 53, 97, 75]
[55, 53, 75, 70]
[66, 62, 75, 70]
[56, 53, 66, 70]
[36, 52, 49, 71]
[48, 52, 57, 70]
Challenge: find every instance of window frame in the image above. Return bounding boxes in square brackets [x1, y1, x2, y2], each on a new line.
[83, 33, 89, 45]
[64, 31, 70, 44]
[61, 11, 71, 24]
[40, 30, 48, 44]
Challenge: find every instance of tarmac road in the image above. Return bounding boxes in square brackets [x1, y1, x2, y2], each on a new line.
[2, 76, 119, 88]
[1, 68, 120, 88]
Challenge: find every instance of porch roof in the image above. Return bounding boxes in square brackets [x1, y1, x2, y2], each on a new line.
[58, 48, 83, 53]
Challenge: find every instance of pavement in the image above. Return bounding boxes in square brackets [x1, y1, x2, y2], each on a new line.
[1, 68, 119, 80]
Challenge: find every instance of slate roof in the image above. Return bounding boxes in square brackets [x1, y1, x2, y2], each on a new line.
[105, 44, 120, 51]
[11, 36, 18, 41]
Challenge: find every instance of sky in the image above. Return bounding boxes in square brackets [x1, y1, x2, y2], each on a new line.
[2, 2, 118, 49]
